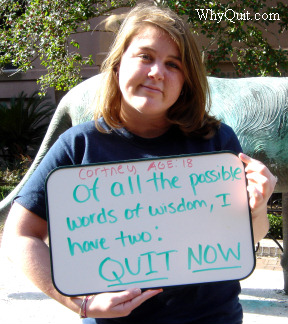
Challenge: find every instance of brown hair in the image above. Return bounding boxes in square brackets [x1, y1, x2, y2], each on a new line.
[94, 3, 220, 137]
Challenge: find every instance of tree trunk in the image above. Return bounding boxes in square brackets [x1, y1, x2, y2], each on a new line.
[281, 192, 288, 294]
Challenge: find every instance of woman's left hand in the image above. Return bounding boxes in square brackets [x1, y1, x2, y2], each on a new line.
[239, 153, 277, 213]
[238, 153, 277, 243]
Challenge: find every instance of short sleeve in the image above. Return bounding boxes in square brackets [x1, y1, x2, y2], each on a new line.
[217, 123, 243, 154]
[15, 136, 73, 220]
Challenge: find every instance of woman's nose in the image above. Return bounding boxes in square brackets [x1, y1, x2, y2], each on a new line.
[148, 63, 164, 81]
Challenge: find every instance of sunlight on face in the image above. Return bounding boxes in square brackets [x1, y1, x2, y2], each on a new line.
[118, 25, 185, 131]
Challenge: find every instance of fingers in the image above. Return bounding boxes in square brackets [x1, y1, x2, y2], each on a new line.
[239, 153, 266, 174]
[238, 153, 277, 211]
[238, 152, 253, 165]
[239, 153, 277, 191]
[111, 288, 161, 308]
[87, 288, 163, 318]
[118, 288, 163, 312]
[112, 288, 142, 304]
[246, 171, 268, 194]
[246, 184, 264, 209]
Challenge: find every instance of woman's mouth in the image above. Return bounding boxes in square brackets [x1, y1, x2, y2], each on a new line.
[141, 84, 163, 93]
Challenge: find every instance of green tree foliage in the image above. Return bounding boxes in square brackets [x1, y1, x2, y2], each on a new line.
[0, 0, 136, 94]
[0, 0, 287, 93]
[160, 0, 287, 76]
[268, 214, 283, 239]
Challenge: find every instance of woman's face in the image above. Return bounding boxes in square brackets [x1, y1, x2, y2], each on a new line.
[118, 25, 185, 125]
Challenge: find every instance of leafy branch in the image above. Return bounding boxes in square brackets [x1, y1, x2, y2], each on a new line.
[162, 0, 288, 77]
[0, 0, 287, 94]
[0, 0, 136, 95]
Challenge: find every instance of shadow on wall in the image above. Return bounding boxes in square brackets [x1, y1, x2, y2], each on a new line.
[240, 288, 288, 317]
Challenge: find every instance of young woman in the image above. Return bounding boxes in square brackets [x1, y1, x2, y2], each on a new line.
[2, 3, 276, 324]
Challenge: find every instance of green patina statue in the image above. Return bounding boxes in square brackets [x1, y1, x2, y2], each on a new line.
[208, 76, 288, 193]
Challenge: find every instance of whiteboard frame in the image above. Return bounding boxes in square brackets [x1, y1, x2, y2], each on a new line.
[45, 151, 255, 296]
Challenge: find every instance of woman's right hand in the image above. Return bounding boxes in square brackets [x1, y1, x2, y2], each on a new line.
[76, 288, 162, 319]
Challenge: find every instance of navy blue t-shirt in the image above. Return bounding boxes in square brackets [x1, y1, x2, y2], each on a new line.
[16, 119, 243, 324]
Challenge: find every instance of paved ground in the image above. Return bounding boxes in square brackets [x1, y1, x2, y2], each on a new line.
[255, 238, 283, 271]
[0, 235, 287, 323]
[240, 264, 287, 323]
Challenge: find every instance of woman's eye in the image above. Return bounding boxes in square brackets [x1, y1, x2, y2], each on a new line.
[139, 54, 152, 61]
[167, 62, 180, 69]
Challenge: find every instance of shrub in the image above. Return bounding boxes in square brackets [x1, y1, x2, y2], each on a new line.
[0, 155, 32, 200]
[267, 213, 283, 239]
[0, 91, 55, 164]
[0, 185, 15, 200]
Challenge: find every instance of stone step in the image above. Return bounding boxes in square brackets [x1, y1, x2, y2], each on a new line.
[255, 238, 283, 257]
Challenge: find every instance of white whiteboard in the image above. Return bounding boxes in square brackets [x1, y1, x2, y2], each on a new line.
[45, 152, 255, 296]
